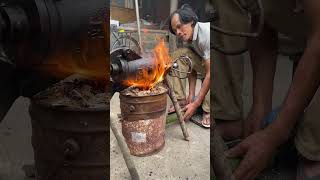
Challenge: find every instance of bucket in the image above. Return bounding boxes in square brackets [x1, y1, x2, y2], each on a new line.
[29, 88, 109, 179]
[119, 88, 167, 156]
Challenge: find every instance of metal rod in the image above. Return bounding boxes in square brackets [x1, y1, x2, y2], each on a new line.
[113, 26, 168, 34]
[210, 42, 248, 56]
[134, 0, 143, 53]
[164, 77, 190, 141]
[169, 0, 178, 52]
[110, 116, 140, 180]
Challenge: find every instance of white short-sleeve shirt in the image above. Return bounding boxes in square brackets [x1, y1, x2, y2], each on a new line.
[190, 22, 210, 61]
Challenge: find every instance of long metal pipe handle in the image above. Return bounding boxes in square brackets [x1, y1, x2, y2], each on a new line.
[165, 77, 190, 141]
[110, 116, 140, 180]
[134, 0, 143, 53]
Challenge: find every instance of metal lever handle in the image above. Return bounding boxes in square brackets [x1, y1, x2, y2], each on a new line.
[168, 56, 192, 79]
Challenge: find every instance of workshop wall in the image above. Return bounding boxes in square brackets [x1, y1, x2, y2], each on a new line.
[110, 6, 136, 23]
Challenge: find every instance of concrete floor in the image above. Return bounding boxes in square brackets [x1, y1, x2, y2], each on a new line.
[0, 54, 293, 179]
[0, 97, 34, 180]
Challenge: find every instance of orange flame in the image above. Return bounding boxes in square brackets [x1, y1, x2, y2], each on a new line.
[33, 20, 109, 81]
[124, 39, 171, 90]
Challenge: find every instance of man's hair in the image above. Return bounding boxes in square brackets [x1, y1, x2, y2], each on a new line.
[168, 4, 198, 35]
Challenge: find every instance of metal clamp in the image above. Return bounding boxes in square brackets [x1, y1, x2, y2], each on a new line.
[168, 55, 193, 79]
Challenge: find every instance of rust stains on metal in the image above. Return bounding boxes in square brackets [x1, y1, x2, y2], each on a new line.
[120, 84, 167, 156]
[29, 76, 109, 179]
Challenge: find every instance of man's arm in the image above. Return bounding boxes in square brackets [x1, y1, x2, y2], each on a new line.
[227, 1, 320, 180]
[245, 18, 278, 137]
[183, 59, 210, 121]
[266, 0, 320, 145]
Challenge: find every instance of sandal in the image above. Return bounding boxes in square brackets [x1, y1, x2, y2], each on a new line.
[168, 99, 187, 114]
[201, 112, 210, 128]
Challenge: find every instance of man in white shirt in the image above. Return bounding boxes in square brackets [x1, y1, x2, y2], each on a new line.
[168, 4, 211, 128]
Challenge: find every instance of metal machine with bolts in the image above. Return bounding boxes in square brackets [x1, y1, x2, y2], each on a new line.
[0, 0, 108, 179]
[0, 0, 108, 116]
[0, 0, 107, 67]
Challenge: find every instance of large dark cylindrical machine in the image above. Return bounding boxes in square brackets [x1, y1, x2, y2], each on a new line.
[0, 0, 108, 119]
[110, 48, 155, 93]
[0, 0, 108, 68]
[0, 0, 109, 179]
[111, 48, 154, 83]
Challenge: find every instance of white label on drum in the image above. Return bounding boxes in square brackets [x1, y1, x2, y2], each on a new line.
[131, 132, 146, 143]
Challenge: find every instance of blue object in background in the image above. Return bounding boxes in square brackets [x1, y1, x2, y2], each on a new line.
[262, 107, 281, 128]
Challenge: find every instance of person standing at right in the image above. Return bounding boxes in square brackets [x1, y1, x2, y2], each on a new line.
[214, 0, 320, 179]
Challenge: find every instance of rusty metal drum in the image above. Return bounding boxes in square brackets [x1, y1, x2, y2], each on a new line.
[29, 99, 109, 180]
[119, 88, 167, 156]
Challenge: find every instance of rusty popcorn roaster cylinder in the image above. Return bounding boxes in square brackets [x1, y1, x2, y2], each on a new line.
[120, 85, 167, 156]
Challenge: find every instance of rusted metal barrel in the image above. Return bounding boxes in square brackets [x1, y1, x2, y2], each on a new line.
[29, 99, 109, 180]
[120, 89, 167, 156]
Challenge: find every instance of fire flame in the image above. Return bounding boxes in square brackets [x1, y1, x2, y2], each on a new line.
[124, 39, 172, 90]
[33, 20, 109, 81]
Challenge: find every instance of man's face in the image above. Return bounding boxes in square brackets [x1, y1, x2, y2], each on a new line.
[171, 14, 194, 42]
